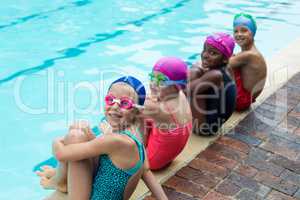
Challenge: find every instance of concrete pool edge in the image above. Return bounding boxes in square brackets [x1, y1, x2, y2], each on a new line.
[132, 37, 300, 200]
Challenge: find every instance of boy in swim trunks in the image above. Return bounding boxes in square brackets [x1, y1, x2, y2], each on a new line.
[229, 13, 267, 111]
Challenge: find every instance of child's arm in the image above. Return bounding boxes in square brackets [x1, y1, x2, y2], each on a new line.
[52, 134, 118, 162]
[142, 158, 168, 200]
[188, 62, 208, 82]
[142, 97, 172, 125]
[142, 97, 160, 119]
[68, 121, 96, 141]
[229, 52, 251, 69]
[136, 116, 150, 146]
[188, 70, 222, 94]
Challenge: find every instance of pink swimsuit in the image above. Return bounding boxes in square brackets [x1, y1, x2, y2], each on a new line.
[145, 109, 192, 170]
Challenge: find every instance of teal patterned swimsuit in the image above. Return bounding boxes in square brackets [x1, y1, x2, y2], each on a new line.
[90, 129, 145, 200]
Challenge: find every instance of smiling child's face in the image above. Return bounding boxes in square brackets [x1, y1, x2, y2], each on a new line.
[105, 83, 139, 131]
[234, 26, 253, 47]
[201, 43, 226, 69]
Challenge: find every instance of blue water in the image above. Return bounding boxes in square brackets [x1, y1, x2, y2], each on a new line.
[1, 0, 300, 199]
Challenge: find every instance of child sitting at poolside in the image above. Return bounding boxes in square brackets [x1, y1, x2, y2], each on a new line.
[229, 13, 267, 111]
[141, 57, 193, 170]
[187, 33, 236, 135]
[37, 76, 168, 200]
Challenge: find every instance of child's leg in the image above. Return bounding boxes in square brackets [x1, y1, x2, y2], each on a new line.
[190, 95, 207, 134]
[43, 129, 95, 200]
[45, 159, 93, 200]
[65, 129, 94, 200]
[187, 67, 206, 129]
[39, 127, 95, 193]
[53, 162, 68, 192]
[67, 157, 94, 200]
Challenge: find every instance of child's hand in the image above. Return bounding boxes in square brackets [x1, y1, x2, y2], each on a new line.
[192, 60, 209, 72]
[99, 121, 113, 135]
[148, 95, 159, 102]
[192, 60, 202, 68]
[69, 120, 95, 140]
[69, 120, 89, 132]
[201, 66, 209, 73]
[143, 98, 159, 117]
[53, 138, 64, 145]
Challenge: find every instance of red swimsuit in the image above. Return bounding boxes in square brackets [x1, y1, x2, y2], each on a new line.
[145, 108, 192, 170]
[234, 69, 256, 111]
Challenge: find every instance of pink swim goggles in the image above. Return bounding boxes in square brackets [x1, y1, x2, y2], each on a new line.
[105, 94, 143, 110]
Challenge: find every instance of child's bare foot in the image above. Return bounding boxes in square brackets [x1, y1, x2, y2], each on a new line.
[36, 166, 56, 179]
[39, 176, 57, 190]
[36, 166, 67, 193]
[39, 176, 67, 193]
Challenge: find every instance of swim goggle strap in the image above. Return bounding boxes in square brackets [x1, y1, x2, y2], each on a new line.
[105, 94, 144, 110]
[148, 72, 187, 87]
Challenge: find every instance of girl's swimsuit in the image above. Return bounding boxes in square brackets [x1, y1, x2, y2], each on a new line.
[90, 129, 145, 200]
[233, 69, 256, 111]
[146, 105, 192, 170]
[201, 67, 236, 135]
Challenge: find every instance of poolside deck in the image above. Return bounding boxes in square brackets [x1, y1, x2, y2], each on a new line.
[144, 72, 300, 200]
[133, 38, 300, 200]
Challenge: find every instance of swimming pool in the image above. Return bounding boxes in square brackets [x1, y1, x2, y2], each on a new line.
[1, 0, 300, 199]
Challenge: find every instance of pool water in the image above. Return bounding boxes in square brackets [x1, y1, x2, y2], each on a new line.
[1, 0, 300, 199]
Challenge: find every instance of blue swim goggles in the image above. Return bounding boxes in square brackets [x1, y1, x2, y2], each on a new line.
[148, 72, 187, 87]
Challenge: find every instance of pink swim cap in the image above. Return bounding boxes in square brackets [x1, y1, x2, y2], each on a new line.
[153, 57, 188, 82]
[205, 33, 235, 59]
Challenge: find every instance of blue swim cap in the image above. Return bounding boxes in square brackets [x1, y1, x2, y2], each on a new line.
[110, 76, 146, 106]
[233, 13, 257, 37]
